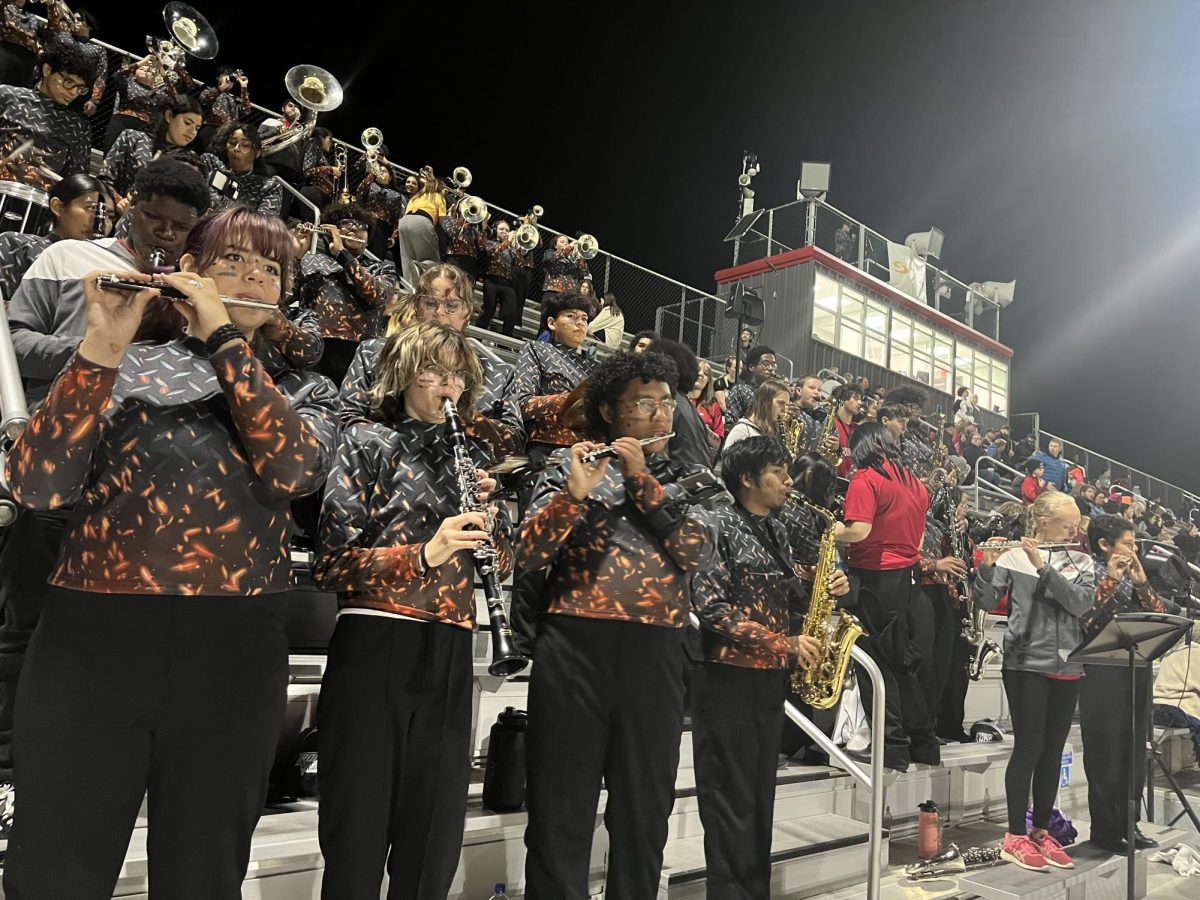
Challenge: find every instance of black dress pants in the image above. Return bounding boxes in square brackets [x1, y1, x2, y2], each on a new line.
[850, 566, 939, 768]
[0, 511, 67, 784]
[444, 253, 478, 284]
[920, 584, 960, 723]
[3, 588, 288, 900]
[524, 614, 688, 900]
[936, 630, 972, 741]
[480, 276, 520, 336]
[317, 614, 473, 900]
[693, 662, 790, 900]
[1080, 663, 1150, 842]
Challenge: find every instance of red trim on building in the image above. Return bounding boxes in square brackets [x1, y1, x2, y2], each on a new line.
[714, 246, 1014, 360]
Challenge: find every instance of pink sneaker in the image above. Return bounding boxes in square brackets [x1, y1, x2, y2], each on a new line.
[1001, 833, 1049, 872]
[1032, 832, 1075, 869]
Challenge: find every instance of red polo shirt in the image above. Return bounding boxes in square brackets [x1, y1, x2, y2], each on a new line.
[843, 460, 929, 570]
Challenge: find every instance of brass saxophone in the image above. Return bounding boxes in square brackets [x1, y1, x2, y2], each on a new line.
[790, 494, 865, 709]
[817, 399, 840, 468]
[779, 411, 804, 458]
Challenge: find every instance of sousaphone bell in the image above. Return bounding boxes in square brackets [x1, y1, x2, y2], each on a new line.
[262, 64, 344, 157]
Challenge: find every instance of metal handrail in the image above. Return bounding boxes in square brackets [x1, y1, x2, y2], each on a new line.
[1038, 429, 1200, 508]
[971, 454, 1024, 510]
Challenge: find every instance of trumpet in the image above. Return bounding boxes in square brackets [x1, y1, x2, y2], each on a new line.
[976, 539, 1076, 552]
[579, 433, 674, 465]
[572, 233, 600, 259]
[459, 195, 487, 224]
[451, 166, 472, 188]
[94, 274, 280, 312]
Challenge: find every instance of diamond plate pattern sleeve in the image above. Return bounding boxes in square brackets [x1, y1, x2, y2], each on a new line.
[339, 252, 396, 310]
[209, 341, 336, 497]
[625, 469, 708, 574]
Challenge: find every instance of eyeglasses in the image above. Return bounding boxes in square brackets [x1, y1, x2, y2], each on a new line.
[416, 295, 469, 316]
[555, 312, 589, 326]
[756, 360, 777, 371]
[624, 397, 678, 417]
[415, 364, 473, 391]
[337, 219, 368, 232]
[54, 72, 89, 94]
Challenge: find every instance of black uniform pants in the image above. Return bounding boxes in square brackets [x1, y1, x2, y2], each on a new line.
[0, 511, 67, 784]
[444, 253, 478, 284]
[1002, 668, 1079, 835]
[317, 615, 473, 900]
[480, 276, 520, 336]
[920, 584, 961, 723]
[3, 588, 288, 900]
[850, 566, 939, 768]
[524, 614, 688, 900]
[693, 662, 790, 900]
[936, 630, 972, 740]
[1080, 663, 1150, 842]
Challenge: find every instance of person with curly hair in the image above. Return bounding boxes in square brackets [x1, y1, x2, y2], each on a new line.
[0, 39, 94, 180]
[517, 350, 710, 898]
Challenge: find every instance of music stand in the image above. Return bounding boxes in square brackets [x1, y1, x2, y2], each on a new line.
[1068, 613, 1192, 900]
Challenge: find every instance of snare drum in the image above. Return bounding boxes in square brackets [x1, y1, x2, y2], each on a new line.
[0, 180, 50, 236]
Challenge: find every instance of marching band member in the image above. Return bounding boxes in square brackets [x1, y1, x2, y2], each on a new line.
[301, 127, 340, 210]
[934, 489, 976, 743]
[314, 321, 512, 900]
[0, 173, 115, 300]
[693, 436, 847, 898]
[440, 188, 484, 282]
[99, 93, 203, 199]
[829, 381, 861, 477]
[518, 350, 709, 898]
[722, 344, 777, 431]
[295, 201, 397, 385]
[200, 122, 284, 218]
[1, 207, 338, 897]
[1079, 514, 1176, 853]
[539, 233, 591, 304]
[478, 219, 523, 337]
[40, 2, 104, 116]
[838, 422, 939, 773]
[102, 53, 182, 151]
[339, 264, 516, 445]
[973, 491, 1095, 872]
[788, 374, 827, 454]
[0, 41, 93, 181]
[722, 377, 790, 451]
[917, 486, 969, 732]
[356, 155, 406, 260]
[0, 0, 38, 88]
[199, 65, 251, 131]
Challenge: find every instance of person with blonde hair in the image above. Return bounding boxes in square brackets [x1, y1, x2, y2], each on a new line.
[722, 378, 790, 452]
[973, 490, 1096, 872]
[315, 320, 512, 900]
[394, 165, 447, 284]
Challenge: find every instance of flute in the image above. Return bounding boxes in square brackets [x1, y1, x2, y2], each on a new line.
[580, 433, 675, 464]
[94, 275, 280, 312]
[976, 540, 1076, 552]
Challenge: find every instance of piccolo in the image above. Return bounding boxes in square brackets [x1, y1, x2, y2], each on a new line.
[580, 433, 675, 464]
[94, 275, 280, 312]
[977, 540, 1076, 551]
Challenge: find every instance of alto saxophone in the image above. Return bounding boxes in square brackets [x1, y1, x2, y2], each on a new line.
[817, 399, 840, 468]
[779, 411, 804, 458]
[790, 494, 865, 709]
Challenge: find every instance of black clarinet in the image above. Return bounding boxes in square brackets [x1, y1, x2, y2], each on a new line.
[442, 398, 529, 676]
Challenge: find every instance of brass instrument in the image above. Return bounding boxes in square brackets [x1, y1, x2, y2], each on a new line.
[529, 204, 544, 219]
[790, 494, 865, 709]
[779, 411, 804, 458]
[451, 166, 472, 189]
[442, 398, 528, 677]
[144, 3, 218, 87]
[572, 233, 600, 259]
[361, 127, 384, 180]
[510, 221, 540, 252]
[262, 65, 344, 157]
[459, 195, 488, 225]
[335, 144, 350, 205]
[817, 398, 840, 468]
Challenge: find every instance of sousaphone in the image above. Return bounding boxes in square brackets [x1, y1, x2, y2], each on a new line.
[262, 64, 344, 157]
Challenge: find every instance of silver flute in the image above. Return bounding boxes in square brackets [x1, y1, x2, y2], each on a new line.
[580, 433, 675, 464]
[94, 275, 280, 312]
[976, 539, 1076, 551]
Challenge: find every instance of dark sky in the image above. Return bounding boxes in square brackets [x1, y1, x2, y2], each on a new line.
[111, 1, 1198, 491]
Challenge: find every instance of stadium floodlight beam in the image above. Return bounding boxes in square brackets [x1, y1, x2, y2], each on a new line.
[797, 161, 831, 200]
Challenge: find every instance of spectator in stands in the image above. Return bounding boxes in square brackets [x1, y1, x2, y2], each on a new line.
[1021, 459, 1047, 505]
[1066, 457, 1086, 485]
[100, 94, 203, 200]
[0, 40, 93, 180]
[1079, 514, 1176, 854]
[952, 385, 969, 415]
[39, 3, 103, 117]
[833, 222, 855, 262]
[587, 291, 625, 350]
[200, 122, 283, 218]
[301, 127, 340, 211]
[713, 355, 736, 397]
[689, 359, 724, 453]
[295, 201, 397, 385]
[975, 491, 1095, 872]
[723, 344, 777, 431]
[1033, 439, 1069, 491]
[579, 279, 600, 319]
[651, 339, 711, 469]
[0, 0, 39, 89]
[1073, 482, 1102, 518]
[1153, 622, 1200, 771]
[0, 173, 115, 301]
[1173, 519, 1200, 563]
[739, 327, 754, 352]
[395, 165, 446, 285]
[723, 378, 789, 453]
[631, 330, 658, 353]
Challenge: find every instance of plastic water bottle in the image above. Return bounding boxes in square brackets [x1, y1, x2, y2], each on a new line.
[488, 884, 510, 900]
[918, 800, 941, 859]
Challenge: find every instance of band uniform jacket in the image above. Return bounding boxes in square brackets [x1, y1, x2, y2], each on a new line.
[0, 84, 89, 178]
[541, 247, 590, 294]
[315, 413, 514, 628]
[4, 339, 338, 596]
[199, 153, 283, 219]
[296, 249, 397, 343]
[42, 1, 107, 107]
[200, 83, 251, 128]
[111, 60, 175, 122]
[100, 130, 188, 198]
[517, 450, 709, 628]
[0, 3, 38, 53]
[1079, 554, 1174, 641]
[501, 340, 600, 447]
[693, 504, 803, 669]
[440, 201, 484, 260]
[0, 229, 52, 302]
[302, 140, 338, 199]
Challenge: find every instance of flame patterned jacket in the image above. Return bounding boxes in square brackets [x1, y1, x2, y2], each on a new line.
[440, 202, 484, 259]
[302, 140, 338, 199]
[199, 153, 283, 219]
[296, 249, 397, 343]
[501, 340, 600, 447]
[1079, 553, 1177, 641]
[542, 247, 591, 294]
[315, 415, 514, 627]
[200, 83, 251, 128]
[4, 339, 339, 595]
[693, 503, 805, 669]
[517, 450, 709, 627]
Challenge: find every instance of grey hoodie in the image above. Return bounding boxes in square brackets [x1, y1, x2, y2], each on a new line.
[973, 548, 1096, 677]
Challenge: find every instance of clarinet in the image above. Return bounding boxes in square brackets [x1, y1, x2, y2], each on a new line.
[442, 398, 529, 677]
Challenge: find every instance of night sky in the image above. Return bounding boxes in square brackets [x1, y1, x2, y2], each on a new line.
[109, 1, 1199, 491]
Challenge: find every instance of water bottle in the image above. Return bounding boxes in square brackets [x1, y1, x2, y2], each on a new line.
[488, 883, 510, 899]
[918, 799, 941, 860]
[482, 707, 527, 813]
